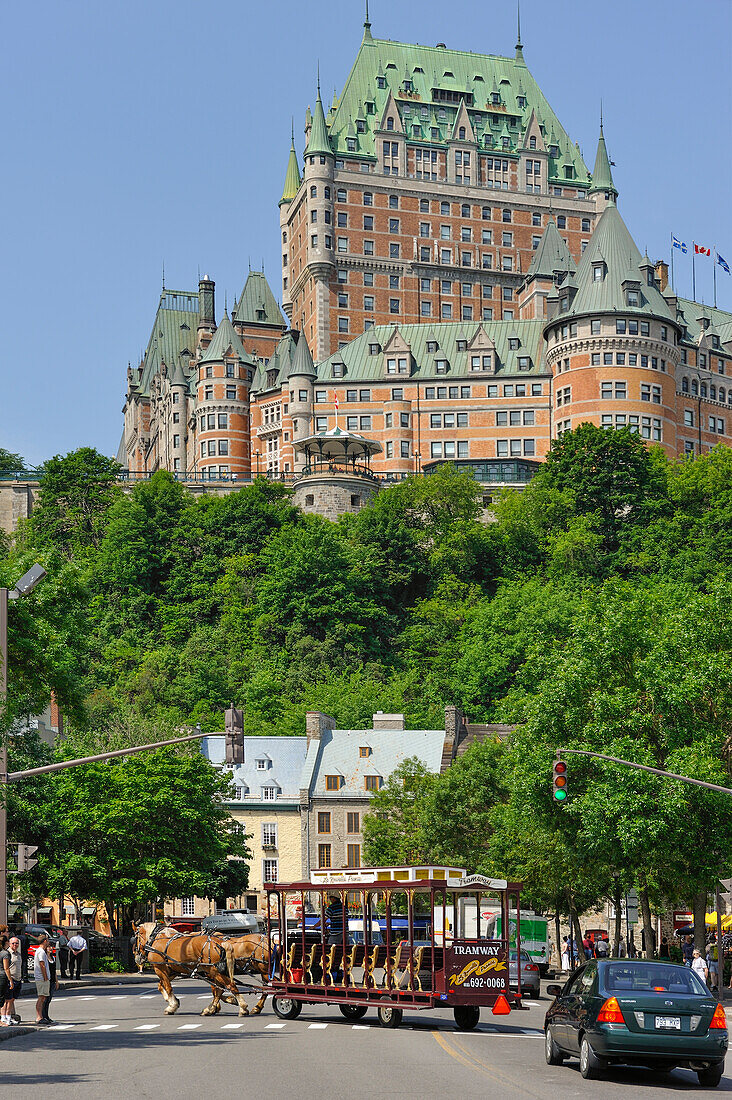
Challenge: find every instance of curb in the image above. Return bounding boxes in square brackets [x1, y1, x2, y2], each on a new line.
[59, 974, 154, 991]
[0, 1026, 37, 1043]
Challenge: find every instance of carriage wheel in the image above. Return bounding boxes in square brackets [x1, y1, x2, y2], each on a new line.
[338, 1004, 368, 1021]
[453, 1005, 480, 1031]
[377, 1005, 403, 1029]
[272, 997, 302, 1020]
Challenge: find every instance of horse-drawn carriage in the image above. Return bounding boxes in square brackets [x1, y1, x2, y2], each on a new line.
[264, 864, 524, 1030]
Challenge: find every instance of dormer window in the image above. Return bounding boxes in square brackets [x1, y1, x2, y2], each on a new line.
[347, 138, 357, 151]
[647, 270, 654, 287]
[365, 775, 382, 791]
[491, 92, 500, 105]
[517, 96, 526, 109]
[359, 746, 371, 758]
[256, 758, 267, 771]
[262, 786, 278, 802]
[457, 339, 467, 351]
[529, 136, 536, 149]
[386, 116, 394, 131]
[593, 263, 604, 282]
[366, 100, 375, 113]
[471, 354, 492, 371]
[509, 337, 520, 350]
[458, 126, 466, 140]
[332, 362, 345, 378]
[377, 76, 386, 89]
[386, 356, 409, 375]
[435, 358, 448, 373]
[627, 290, 639, 307]
[256, 308, 266, 321]
[369, 343, 380, 355]
[404, 80, 412, 92]
[713, 335, 720, 349]
[518, 356, 531, 370]
[426, 340, 437, 353]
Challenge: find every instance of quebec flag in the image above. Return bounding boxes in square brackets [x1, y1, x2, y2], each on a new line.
[672, 236, 687, 253]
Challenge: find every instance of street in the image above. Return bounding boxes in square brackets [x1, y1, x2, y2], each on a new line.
[2, 979, 730, 1098]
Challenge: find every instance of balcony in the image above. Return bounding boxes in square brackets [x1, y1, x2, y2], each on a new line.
[256, 420, 282, 438]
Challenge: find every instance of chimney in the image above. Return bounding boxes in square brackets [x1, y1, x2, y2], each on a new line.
[372, 711, 405, 730]
[444, 705, 467, 763]
[306, 711, 335, 746]
[198, 275, 216, 335]
[655, 259, 669, 292]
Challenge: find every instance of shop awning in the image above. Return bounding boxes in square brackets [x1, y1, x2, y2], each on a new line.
[36, 907, 52, 915]
[82, 907, 96, 916]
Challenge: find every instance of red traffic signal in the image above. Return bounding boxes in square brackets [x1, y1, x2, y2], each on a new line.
[553, 759, 568, 802]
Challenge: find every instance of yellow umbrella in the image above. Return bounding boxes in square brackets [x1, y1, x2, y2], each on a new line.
[704, 912, 732, 930]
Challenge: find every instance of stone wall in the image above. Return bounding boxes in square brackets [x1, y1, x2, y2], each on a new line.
[292, 473, 379, 521]
[0, 480, 38, 535]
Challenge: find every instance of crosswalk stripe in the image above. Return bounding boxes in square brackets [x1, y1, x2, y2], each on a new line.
[266, 1023, 286, 1029]
[48, 1024, 75, 1030]
[134, 1024, 160, 1031]
[78, 996, 97, 1001]
[109, 996, 128, 1000]
[352, 1025, 370, 1030]
[197, 995, 210, 1000]
[178, 1024, 201, 1030]
[308, 1023, 328, 1029]
[221, 1023, 244, 1030]
[91, 1024, 118, 1031]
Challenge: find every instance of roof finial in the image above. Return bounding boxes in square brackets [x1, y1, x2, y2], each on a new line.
[517, 0, 521, 46]
[600, 100, 604, 133]
[162, 261, 165, 291]
[317, 61, 321, 99]
[291, 116, 295, 145]
[365, 0, 370, 25]
[224, 291, 228, 314]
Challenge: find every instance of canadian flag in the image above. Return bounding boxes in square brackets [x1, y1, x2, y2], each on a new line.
[695, 243, 711, 256]
[334, 392, 339, 410]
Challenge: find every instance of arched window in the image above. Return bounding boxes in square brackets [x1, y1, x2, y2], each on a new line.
[691, 379, 699, 395]
[701, 383, 707, 397]
[529, 136, 536, 149]
[711, 384, 717, 400]
[682, 377, 689, 393]
[459, 126, 466, 140]
[310, 186, 317, 197]
[721, 387, 727, 403]
[386, 117, 394, 131]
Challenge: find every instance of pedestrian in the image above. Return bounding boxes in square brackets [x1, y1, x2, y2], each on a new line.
[561, 936, 570, 971]
[0, 934, 12, 1026]
[691, 948, 709, 986]
[6, 936, 22, 1024]
[594, 935, 609, 959]
[617, 937, 627, 958]
[707, 938, 719, 991]
[682, 934, 694, 967]
[582, 933, 592, 960]
[56, 929, 70, 979]
[33, 933, 51, 1024]
[659, 934, 670, 960]
[68, 930, 87, 979]
[41, 947, 59, 1024]
[325, 894, 346, 946]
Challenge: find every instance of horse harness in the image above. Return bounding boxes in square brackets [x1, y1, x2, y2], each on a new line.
[140, 924, 229, 978]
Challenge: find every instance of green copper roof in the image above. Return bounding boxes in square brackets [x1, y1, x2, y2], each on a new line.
[676, 298, 732, 346]
[560, 204, 675, 322]
[588, 125, 617, 197]
[323, 35, 589, 183]
[200, 311, 252, 364]
[138, 289, 199, 395]
[526, 217, 576, 282]
[289, 332, 317, 379]
[280, 139, 302, 205]
[317, 319, 547, 382]
[233, 271, 285, 328]
[251, 331, 298, 394]
[305, 90, 333, 157]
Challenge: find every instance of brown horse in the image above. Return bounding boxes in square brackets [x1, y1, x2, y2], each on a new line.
[132, 922, 250, 1016]
[213, 934, 272, 1015]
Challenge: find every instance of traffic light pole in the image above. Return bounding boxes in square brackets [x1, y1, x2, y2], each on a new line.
[556, 748, 732, 797]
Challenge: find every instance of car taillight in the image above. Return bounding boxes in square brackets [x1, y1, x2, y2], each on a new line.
[709, 1003, 728, 1030]
[597, 996, 625, 1024]
[525, 964, 538, 972]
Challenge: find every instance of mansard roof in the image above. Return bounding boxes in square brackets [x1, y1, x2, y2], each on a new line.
[558, 203, 676, 323]
[676, 299, 732, 346]
[233, 270, 285, 328]
[526, 217, 576, 282]
[200, 311, 252, 364]
[323, 34, 589, 184]
[138, 288, 200, 395]
[317, 319, 547, 382]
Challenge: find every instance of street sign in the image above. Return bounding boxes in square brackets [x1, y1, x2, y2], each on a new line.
[17, 844, 38, 872]
[720, 879, 732, 905]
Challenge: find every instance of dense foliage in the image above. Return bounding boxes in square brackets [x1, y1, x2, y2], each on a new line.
[5, 429, 732, 942]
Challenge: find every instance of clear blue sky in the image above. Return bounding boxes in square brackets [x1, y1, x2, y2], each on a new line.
[2, 0, 730, 466]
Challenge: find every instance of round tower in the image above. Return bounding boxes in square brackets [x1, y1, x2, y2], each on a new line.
[195, 311, 252, 479]
[545, 200, 680, 458]
[279, 124, 302, 324]
[302, 80, 335, 361]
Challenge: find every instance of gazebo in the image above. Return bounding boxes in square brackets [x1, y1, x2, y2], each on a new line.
[292, 427, 382, 519]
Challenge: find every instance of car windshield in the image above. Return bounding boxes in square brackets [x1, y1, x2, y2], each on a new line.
[605, 962, 708, 996]
[508, 951, 532, 962]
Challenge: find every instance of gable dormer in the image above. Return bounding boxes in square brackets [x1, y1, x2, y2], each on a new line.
[467, 325, 497, 373]
[382, 327, 412, 377]
[519, 110, 547, 195]
[378, 91, 404, 135]
[520, 110, 546, 154]
[376, 91, 405, 174]
[450, 99, 476, 144]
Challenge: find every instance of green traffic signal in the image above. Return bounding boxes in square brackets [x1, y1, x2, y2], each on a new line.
[553, 788, 567, 801]
[553, 758, 568, 802]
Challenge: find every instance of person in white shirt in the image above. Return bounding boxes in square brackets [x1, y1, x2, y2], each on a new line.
[691, 948, 709, 986]
[33, 934, 51, 1024]
[68, 932, 87, 979]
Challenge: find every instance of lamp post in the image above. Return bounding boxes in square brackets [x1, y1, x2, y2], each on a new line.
[255, 450, 260, 477]
[1, 564, 47, 924]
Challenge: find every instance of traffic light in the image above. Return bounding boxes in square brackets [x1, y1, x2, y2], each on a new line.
[17, 844, 39, 872]
[553, 759, 568, 802]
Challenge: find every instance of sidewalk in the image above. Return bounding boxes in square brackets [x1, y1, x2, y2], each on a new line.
[58, 971, 153, 991]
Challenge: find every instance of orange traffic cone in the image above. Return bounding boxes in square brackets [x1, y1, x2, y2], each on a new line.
[492, 994, 511, 1015]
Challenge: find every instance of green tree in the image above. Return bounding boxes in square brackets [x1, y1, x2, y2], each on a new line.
[28, 448, 121, 559]
[362, 759, 435, 865]
[0, 448, 26, 475]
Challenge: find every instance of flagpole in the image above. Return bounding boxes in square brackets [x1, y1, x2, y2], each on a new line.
[692, 245, 696, 302]
[714, 250, 718, 309]
[670, 233, 674, 292]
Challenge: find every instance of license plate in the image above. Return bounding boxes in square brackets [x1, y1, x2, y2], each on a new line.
[655, 1016, 681, 1030]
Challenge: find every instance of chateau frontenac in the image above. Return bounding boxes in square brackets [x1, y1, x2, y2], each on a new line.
[122, 15, 732, 495]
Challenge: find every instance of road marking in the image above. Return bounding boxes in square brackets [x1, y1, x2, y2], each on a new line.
[91, 1024, 118, 1031]
[78, 996, 97, 1001]
[308, 1023, 328, 1029]
[108, 996, 128, 1000]
[178, 1024, 201, 1030]
[433, 1032, 545, 1097]
[48, 1024, 75, 1030]
[352, 1025, 370, 1030]
[197, 995, 211, 1000]
[221, 1023, 244, 1030]
[522, 1000, 541, 1007]
[134, 1024, 160, 1031]
[266, 1023, 286, 1029]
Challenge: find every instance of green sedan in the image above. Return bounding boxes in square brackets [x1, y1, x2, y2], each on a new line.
[544, 959, 728, 1087]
